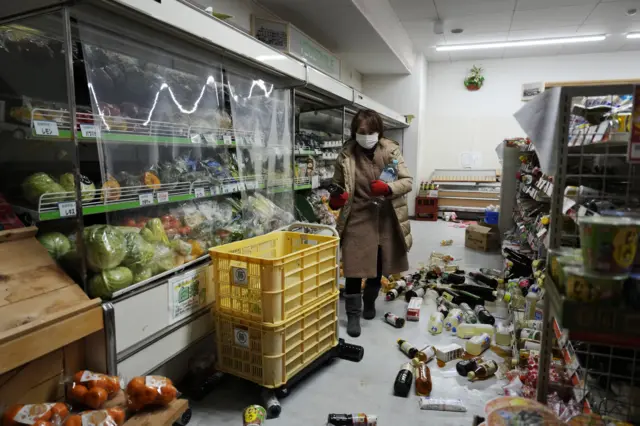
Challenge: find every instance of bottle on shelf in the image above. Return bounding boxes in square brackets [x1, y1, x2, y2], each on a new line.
[428, 312, 444, 335]
[393, 362, 413, 397]
[397, 339, 428, 362]
[465, 333, 492, 356]
[517, 319, 543, 331]
[459, 303, 479, 324]
[524, 286, 541, 321]
[516, 328, 541, 341]
[473, 305, 495, 325]
[467, 359, 498, 381]
[454, 323, 495, 339]
[411, 358, 433, 397]
[455, 356, 482, 377]
[518, 338, 541, 351]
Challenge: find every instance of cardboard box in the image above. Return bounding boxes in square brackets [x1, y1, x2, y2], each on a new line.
[465, 223, 500, 251]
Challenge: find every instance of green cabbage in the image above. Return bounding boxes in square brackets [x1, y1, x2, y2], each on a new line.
[22, 172, 67, 204]
[38, 232, 71, 260]
[151, 244, 174, 273]
[89, 266, 134, 299]
[140, 218, 169, 245]
[84, 225, 126, 271]
[123, 232, 154, 266]
[130, 264, 154, 283]
[59, 173, 96, 201]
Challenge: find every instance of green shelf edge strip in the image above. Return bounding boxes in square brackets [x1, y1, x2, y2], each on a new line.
[33, 129, 230, 145]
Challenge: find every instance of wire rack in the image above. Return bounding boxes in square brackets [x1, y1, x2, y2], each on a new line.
[535, 84, 640, 424]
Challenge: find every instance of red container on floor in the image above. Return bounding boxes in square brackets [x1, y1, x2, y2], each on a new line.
[415, 196, 438, 221]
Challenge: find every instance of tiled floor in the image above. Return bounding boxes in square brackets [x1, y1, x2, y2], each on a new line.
[190, 220, 504, 426]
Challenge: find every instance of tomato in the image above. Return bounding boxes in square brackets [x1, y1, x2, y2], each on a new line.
[124, 218, 137, 227]
[179, 226, 191, 236]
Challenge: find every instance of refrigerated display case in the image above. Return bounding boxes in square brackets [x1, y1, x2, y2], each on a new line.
[0, 0, 408, 381]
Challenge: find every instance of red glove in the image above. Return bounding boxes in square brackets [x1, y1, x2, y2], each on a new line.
[329, 192, 349, 210]
[370, 180, 391, 196]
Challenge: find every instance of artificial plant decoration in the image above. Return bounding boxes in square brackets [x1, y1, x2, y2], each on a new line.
[464, 65, 485, 91]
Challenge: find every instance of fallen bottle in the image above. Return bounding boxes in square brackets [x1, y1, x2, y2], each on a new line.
[327, 413, 378, 425]
[383, 312, 405, 328]
[467, 359, 498, 381]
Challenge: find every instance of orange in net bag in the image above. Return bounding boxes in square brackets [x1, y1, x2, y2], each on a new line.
[2, 403, 69, 426]
[126, 376, 177, 412]
[68, 370, 121, 409]
[65, 408, 125, 426]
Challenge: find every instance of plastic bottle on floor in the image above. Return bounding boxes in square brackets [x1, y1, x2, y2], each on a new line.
[465, 333, 491, 356]
[444, 309, 463, 331]
[525, 286, 541, 320]
[495, 322, 512, 346]
[467, 359, 498, 381]
[459, 303, 479, 324]
[428, 312, 444, 335]
[454, 323, 495, 339]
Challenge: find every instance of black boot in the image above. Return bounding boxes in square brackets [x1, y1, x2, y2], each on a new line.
[362, 281, 381, 320]
[344, 294, 362, 337]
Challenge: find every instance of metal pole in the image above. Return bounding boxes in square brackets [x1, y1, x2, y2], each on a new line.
[291, 88, 296, 192]
[342, 106, 347, 143]
[62, 6, 88, 292]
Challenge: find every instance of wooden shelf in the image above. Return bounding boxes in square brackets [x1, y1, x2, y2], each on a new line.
[0, 226, 104, 375]
[124, 399, 189, 426]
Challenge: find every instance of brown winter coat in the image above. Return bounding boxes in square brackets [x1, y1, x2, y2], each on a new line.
[332, 137, 413, 251]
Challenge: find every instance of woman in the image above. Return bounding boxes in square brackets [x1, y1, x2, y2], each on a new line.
[330, 109, 413, 338]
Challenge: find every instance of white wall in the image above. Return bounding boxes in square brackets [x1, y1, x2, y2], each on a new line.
[362, 53, 428, 214]
[421, 51, 640, 182]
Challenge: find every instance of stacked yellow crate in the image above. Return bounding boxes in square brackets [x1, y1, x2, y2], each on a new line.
[209, 231, 340, 388]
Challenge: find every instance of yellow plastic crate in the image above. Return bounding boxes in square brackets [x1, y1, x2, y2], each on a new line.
[214, 292, 339, 388]
[209, 231, 339, 324]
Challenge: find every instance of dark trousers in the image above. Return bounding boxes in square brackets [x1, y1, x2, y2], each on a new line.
[345, 246, 382, 295]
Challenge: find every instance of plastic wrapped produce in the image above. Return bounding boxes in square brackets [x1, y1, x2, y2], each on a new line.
[140, 218, 169, 245]
[130, 264, 154, 283]
[2, 403, 69, 426]
[68, 370, 121, 409]
[65, 408, 125, 426]
[126, 376, 177, 412]
[22, 172, 68, 204]
[84, 225, 127, 271]
[59, 173, 96, 201]
[122, 232, 154, 267]
[89, 266, 134, 298]
[38, 232, 71, 260]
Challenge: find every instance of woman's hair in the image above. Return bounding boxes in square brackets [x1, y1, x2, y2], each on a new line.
[350, 109, 384, 139]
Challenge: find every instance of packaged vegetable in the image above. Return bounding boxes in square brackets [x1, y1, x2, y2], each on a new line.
[130, 264, 154, 283]
[64, 408, 125, 426]
[59, 173, 96, 201]
[38, 232, 71, 260]
[101, 176, 121, 202]
[150, 245, 175, 273]
[84, 225, 127, 271]
[89, 266, 134, 299]
[142, 171, 161, 190]
[123, 232, 154, 266]
[171, 239, 192, 256]
[140, 218, 169, 245]
[21, 172, 67, 205]
[126, 376, 177, 411]
[68, 371, 121, 409]
[2, 403, 69, 426]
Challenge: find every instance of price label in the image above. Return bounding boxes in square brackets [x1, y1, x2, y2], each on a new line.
[203, 133, 216, 144]
[139, 193, 154, 206]
[191, 134, 201, 144]
[194, 187, 205, 198]
[245, 181, 255, 190]
[80, 124, 97, 138]
[34, 120, 59, 136]
[58, 201, 77, 218]
[210, 186, 220, 196]
[157, 191, 169, 203]
[224, 183, 236, 193]
[223, 134, 233, 145]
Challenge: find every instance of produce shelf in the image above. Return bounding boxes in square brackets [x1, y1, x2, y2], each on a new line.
[545, 275, 640, 347]
[28, 108, 267, 147]
[14, 174, 293, 221]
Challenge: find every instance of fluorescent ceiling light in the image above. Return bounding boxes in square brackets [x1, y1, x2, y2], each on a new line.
[627, 33, 640, 39]
[436, 35, 606, 52]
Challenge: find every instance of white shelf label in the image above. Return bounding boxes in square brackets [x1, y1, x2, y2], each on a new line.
[34, 120, 59, 136]
[203, 133, 216, 144]
[223, 134, 233, 145]
[194, 187, 205, 198]
[224, 183, 237, 193]
[80, 124, 97, 138]
[139, 193, 154, 206]
[58, 201, 76, 218]
[245, 181, 255, 190]
[191, 134, 201, 144]
[157, 191, 169, 203]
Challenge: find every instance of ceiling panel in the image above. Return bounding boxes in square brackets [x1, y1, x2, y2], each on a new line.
[516, 0, 598, 11]
[444, 31, 508, 44]
[512, 5, 595, 30]
[507, 26, 580, 39]
[388, 0, 439, 21]
[501, 44, 562, 57]
[583, 0, 640, 25]
[446, 47, 506, 61]
[434, 0, 515, 18]
[444, 12, 513, 34]
[402, 20, 444, 46]
[423, 48, 452, 62]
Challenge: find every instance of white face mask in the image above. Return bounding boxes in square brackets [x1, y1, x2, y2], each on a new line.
[355, 132, 379, 149]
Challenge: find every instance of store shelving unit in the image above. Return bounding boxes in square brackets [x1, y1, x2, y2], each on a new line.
[0, 1, 408, 383]
[532, 84, 640, 423]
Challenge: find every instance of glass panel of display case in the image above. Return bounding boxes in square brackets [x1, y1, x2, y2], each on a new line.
[0, 13, 86, 283]
[226, 72, 294, 237]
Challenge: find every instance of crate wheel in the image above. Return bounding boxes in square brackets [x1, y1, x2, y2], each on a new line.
[275, 387, 289, 398]
[174, 407, 192, 426]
